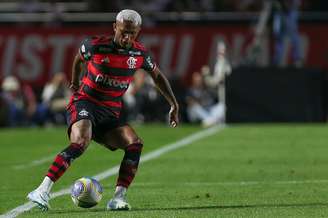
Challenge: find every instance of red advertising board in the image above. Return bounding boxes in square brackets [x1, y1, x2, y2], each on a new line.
[0, 24, 327, 87]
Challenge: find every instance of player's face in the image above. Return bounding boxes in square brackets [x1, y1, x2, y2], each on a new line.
[113, 21, 140, 48]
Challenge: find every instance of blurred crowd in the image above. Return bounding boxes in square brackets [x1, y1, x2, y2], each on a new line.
[0, 0, 321, 128]
[13, 0, 328, 13]
[0, 73, 71, 127]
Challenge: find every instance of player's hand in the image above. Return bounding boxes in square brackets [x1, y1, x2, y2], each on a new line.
[169, 105, 179, 128]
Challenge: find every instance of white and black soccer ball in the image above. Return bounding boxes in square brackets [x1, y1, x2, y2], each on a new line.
[71, 177, 103, 208]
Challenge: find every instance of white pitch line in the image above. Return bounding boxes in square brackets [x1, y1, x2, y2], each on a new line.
[1, 125, 224, 218]
[12, 154, 56, 170]
[12, 146, 95, 170]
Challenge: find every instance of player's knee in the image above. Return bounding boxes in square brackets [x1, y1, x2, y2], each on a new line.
[70, 128, 92, 146]
[73, 133, 91, 146]
[70, 120, 92, 145]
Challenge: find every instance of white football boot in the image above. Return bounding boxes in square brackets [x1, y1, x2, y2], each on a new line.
[107, 186, 131, 210]
[27, 189, 50, 211]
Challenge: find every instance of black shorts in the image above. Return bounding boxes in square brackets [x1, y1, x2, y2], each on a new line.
[66, 99, 127, 143]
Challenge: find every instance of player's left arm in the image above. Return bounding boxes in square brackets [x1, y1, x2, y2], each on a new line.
[148, 67, 179, 128]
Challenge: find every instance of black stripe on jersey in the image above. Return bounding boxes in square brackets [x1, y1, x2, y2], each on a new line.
[92, 45, 115, 54]
[106, 105, 121, 112]
[82, 84, 123, 102]
[86, 73, 130, 92]
[92, 63, 136, 77]
[93, 44, 146, 56]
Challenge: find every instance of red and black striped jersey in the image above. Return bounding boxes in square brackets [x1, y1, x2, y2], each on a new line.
[70, 35, 157, 117]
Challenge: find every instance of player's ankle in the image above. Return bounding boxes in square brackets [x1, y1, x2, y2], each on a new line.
[37, 176, 54, 194]
[114, 186, 127, 198]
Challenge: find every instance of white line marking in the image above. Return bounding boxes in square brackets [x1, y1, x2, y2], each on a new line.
[12, 155, 56, 170]
[12, 146, 96, 170]
[1, 125, 224, 218]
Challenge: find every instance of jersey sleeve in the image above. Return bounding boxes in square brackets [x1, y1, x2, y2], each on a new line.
[79, 37, 93, 61]
[142, 51, 157, 72]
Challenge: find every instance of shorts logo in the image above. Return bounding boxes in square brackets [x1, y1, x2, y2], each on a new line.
[79, 109, 89, 117]
[127, 57, 137, 69]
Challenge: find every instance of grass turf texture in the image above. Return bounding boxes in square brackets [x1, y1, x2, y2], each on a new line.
[1, 124, 328, 217]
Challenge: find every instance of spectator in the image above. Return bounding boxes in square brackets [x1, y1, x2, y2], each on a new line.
[272, 0, 303, 66]
[185, 71, 224, 127]
[41, 72, 71, 124]
[202, 41, 231, 109]
[1, 76, 47, 127]
[122, 70, 146, 122]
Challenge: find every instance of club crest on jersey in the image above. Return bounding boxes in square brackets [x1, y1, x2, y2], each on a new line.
[79, 109, 89, 117]
[127, 57, 137, 69]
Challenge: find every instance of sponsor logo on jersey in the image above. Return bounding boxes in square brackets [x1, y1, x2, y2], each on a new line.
[127, 57, 137, 69]
[95, 74, 129, 89]
[128, 50, 141, 56]
[78, 109, 89, 117]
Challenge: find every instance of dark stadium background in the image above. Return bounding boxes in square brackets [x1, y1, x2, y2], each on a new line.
[0, 0, 327, 125]
[3, 1, 328, 217]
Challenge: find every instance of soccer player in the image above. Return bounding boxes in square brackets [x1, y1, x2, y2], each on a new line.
[27, 9, 179, 211]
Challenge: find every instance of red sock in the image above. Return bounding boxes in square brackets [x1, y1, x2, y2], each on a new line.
[46, 143, 85, 182]
[46, 155, 69, 182]
[117, 143, 143, 188]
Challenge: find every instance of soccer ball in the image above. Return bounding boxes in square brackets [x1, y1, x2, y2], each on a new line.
[71, 177, 103, 208]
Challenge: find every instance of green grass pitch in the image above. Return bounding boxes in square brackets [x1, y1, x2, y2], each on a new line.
[1, 124, 328, 217]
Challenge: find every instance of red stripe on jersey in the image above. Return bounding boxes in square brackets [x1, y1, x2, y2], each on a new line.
[102, 99, 122, 108]
[88, 63, 134, 81]
[82, 77, 125, 97]
[92, 54, 144, 69]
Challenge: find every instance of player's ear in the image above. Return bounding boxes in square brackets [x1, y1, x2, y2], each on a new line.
[136, 26, 141, 33]
[135, 26, 141, 37]
[113, 22, 116, 32]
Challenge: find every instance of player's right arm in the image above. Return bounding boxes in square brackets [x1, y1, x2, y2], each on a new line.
[70, 53, 84, 92]
[70, 37, 93, 92]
